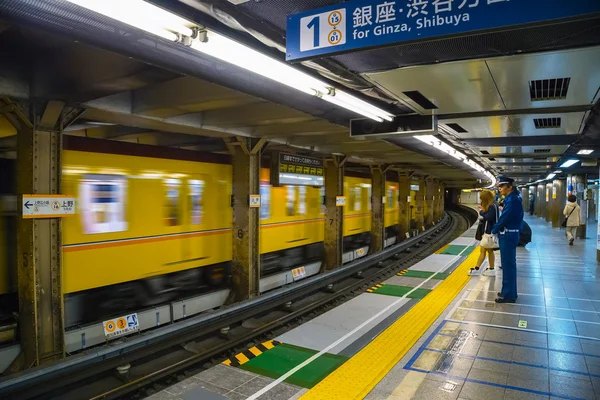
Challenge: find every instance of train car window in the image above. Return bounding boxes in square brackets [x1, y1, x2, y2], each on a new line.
[189, 180, 204, 225]
[80, 175, 127, 234]
[354, 187, 362, 211]
[286, 186, 295, 216]
[298, 186, 307, 216]
[388, 188, 394, 208]
[164, 178, 181, 226]
[260, 183, 270, 220]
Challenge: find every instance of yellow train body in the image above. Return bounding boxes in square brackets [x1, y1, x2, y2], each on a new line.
[55, 150, 401, 296]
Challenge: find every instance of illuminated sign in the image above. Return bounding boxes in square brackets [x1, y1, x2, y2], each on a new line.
[271, 152, 324, 187]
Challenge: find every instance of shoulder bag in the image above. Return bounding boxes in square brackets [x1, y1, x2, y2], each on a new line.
[480, 204, 499, 249]
[561, 205, 576, 228]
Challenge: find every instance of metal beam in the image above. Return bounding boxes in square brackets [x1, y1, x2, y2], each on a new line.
[230, 138, 260, 301]
[479, 153, 562, 159]
[14, 102, 65, 369]
[462, 135, 577, 147]
[438, 105, 592, 120]
[397, 172, 410, 242]
[369, 165, 385, 254]
[324, 156, 344, 270]
[491, 161, 556, 166]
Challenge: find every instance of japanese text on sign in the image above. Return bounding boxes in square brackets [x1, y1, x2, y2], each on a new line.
[286, 0, 600, 61]
[22, 195, 76, 219]
[103, 313, 139, 339]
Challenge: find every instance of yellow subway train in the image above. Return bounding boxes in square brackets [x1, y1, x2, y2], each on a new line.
[0, 137, 422, 326]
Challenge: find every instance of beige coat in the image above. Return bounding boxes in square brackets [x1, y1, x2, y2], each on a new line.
[563, 202, 582, 227]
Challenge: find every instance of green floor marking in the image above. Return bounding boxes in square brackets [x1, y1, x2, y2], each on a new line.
[240, 343, 347, 388]
[440, 244, 477, 256]
[372, 284, 431, 299]
[403, 270, 449, 280]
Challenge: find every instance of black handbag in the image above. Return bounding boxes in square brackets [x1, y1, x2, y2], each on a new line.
[561, 205, 576, 228]
[475, 220, 485, 240]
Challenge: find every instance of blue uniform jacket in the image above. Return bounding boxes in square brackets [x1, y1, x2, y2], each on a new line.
[491, 190, 524, 234]
[479, 203, 498, 234]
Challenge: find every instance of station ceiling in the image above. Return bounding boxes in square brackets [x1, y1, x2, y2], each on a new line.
[1, 0, 599, 186]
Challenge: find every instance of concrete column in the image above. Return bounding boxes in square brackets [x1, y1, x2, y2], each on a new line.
[369, 166, 385, 254]
[541, 183, 548, 219]
[521, 187, 529, 211]
[12, 101, 66, 369]
[433, 179, 441, 222]
[552, 179, 565, 228]
[536, 184, 544, 218]
[535, 184, 542, 217]
[440, 183, 446, 216]
[546, 182, 553, 223]
[229, 137, 261, 301]
[324, 156, 345, 270]
[397, 172, 410, 242]
[424, 177, 435, 228]
[571, 174, 588, 239]
[414, 177, 425, 232]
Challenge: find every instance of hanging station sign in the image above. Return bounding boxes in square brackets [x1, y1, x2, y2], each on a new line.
[349, 114, 437, 138]
[285, 0, 600, 61]
[271, 152, 324, 187]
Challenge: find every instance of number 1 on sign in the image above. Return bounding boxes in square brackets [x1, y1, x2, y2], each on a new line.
[307, 16, 320, 47]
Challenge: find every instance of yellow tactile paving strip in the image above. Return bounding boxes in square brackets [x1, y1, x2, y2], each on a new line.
[300, 247, 478, 400]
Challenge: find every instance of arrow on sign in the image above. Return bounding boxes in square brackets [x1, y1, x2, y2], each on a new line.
[24, 201, 32, 209]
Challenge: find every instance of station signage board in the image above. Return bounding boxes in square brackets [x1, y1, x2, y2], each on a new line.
[271, 152, 324, 187]
[286, 0, 600, 61]
[22, 195, 75, 219]
[350, 115, 437, 138]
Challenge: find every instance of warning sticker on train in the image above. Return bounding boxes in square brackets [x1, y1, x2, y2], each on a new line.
[291, 266, 306, 281]
[22, 195, 75, 219]
[103, 313, 139, 339]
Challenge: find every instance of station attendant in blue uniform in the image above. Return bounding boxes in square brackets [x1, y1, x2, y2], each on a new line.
[491, 176, 524, 303]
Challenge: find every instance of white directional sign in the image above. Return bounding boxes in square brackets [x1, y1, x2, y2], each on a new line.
[249, 194, 261, 208]
[336, 196, 346, 206]
[22, 195, 75, 219]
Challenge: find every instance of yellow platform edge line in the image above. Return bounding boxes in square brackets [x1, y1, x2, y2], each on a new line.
[300, 247, 478, 400]
[435, 244, 450, 254]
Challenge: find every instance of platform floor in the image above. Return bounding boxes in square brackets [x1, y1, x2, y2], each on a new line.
[146, 215, 600, 400]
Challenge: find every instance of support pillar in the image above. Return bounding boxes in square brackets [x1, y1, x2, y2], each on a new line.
[521, 187, 529, 211]
[229, 137, 262, 301]
[414, 177, 425, 232]
[397, 172, 410, 242]
[324, 156, 345, 270]
[425, 177, 434, 228]
[552, 179, 565, 228]
[546, 182, 553, 223]
[571, 174, 588, 239]
[535, 184, 543, 217]
[433, 179, 441, 222]
[369, 165, 385, 254]
[12, 100, 65, 368]
[440, 183, 446, 216]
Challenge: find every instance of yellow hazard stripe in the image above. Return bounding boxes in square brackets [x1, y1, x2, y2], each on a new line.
[435, 244, 450, 254]
[300, 246, 478, 400]
[221, 340, 281, 366]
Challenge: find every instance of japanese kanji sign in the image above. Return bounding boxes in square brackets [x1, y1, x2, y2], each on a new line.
[22, 195, 76, 219]
[286, 0, 600, 61]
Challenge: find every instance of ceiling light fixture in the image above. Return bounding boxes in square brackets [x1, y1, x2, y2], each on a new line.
[577, 149, 594, 155]
[413, 135, 496, 188]
[64, 0, 395, 122]
[546, 173, 556, 180]
[559, 159, 579, 168]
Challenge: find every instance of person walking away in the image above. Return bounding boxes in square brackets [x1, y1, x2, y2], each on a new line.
[469, 190, 498, 276]
[491, 176, 524, 303]
[563, 195, 581, 246]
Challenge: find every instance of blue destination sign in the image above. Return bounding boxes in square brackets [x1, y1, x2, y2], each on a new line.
[286, 0, 600, 61]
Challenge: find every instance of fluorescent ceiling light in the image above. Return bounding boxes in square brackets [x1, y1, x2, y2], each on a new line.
[577, 149, 594, 155]
[546, 173, 556, 180]
[65, 0, 393, 122]
[559, 159, 579, 168]
[554, 170, 561, 174]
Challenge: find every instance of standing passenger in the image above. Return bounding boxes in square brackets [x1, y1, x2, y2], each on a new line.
[491, 176, 523, 303]
[563, 195, 581, 246]
[469, 190, 498, 276]
[529, 194, 535, 215]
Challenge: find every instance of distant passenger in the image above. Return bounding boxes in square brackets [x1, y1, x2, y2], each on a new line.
[563, 195, 582, 246]
[469, 190, 498, 276]
[529, 194, 535, 215]
[492, 176, 524, 304]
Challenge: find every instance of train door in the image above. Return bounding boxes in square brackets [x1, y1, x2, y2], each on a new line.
[163, 177, 185, 267]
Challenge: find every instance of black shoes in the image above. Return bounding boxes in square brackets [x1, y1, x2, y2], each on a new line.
[569, 238, 574, 246]
[495, 297, 516, 303]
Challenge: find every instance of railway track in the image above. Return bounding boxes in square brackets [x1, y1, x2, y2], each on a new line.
[0, 206, 476, 400]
